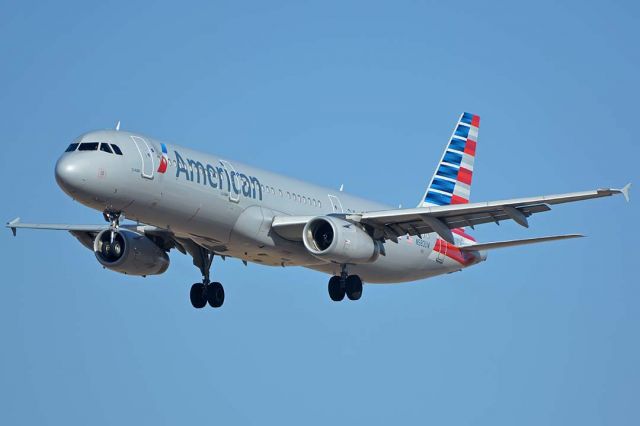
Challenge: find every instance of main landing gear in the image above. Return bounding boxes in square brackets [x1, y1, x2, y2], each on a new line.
[328, 266, 363, 302]
[188, 248, 225, 309]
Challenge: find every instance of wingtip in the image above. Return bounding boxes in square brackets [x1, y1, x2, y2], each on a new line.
[7, 217, 20, 225]
[562, 233, 585, 240]
[620, 183, 631, 202]
[6, 217, 20, 236]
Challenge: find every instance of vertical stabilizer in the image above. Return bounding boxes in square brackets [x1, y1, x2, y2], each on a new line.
[419, 112, 480, 207]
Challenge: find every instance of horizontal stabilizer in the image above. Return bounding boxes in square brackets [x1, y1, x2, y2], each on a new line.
[459, 234, 583, 252]
[620, 182, 631, 202]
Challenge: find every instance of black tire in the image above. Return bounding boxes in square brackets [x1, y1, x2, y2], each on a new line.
[207, 282, 225, 308]
[328, 276, 345, 302]
[346, 275, 363, 301]
[190, 283, 207, 309]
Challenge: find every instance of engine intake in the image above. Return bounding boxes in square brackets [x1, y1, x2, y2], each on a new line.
[94, 229, 169, 276]
[302, 216, 380, 264]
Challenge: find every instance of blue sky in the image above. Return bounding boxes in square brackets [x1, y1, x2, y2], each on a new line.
[1, 1, 638, 424]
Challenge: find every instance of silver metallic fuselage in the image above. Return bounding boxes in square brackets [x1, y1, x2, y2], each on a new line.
[55, 130, 482, 283]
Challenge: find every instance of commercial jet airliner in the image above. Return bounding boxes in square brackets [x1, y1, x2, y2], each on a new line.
[6, 113, 631, 309]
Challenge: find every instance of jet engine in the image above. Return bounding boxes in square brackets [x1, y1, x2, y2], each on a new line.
[93, 228, 169, 276]
[302, 216, 381, 264]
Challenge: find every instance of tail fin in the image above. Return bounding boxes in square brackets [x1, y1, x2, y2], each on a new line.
[419, 112, 480, 207]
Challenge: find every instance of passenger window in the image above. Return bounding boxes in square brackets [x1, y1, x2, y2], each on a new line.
[78, 142, 99, 151]
[100, 143, 113, 154]
[65, 143, 79, 152]
[111, 144, 123, 155]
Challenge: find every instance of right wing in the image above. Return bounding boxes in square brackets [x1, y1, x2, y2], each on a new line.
[271, 184, 631, 244]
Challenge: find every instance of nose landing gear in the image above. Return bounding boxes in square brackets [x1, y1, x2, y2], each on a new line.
[103, 210, 123, 244]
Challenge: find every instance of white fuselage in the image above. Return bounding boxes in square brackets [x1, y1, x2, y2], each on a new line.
[55, 130, 482, 283]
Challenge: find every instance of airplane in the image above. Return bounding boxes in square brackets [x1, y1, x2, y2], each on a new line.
[6, 113, 631, 310]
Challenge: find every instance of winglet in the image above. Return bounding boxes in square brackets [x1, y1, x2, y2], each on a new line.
[7, 217, 21, 236]
[620, 183, 631, 202]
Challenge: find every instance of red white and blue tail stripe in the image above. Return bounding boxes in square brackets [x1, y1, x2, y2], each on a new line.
[419, 112, 479, 207]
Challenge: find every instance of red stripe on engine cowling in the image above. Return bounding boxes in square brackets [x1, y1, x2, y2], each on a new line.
[457, 167, 473, 185]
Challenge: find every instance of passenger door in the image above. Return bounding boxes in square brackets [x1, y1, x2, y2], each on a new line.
[131, 136, 155, 179]
[328, 194, 343, 213]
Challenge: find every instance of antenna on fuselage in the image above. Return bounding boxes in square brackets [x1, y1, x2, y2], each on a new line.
[339, 184, 344, 192]
[115, 120, 121, 131]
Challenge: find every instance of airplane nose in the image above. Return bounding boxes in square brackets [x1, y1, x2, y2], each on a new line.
[55, 155, 86, 194]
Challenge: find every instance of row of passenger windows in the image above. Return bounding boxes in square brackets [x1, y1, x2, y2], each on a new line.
[261, 188, 355, 212]
[258, 183, 323, 208]
[65, 142, 123, 155]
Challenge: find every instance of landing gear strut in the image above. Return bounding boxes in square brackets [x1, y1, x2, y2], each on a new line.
[100, 210, 124, 259]
[103, 210, 122, 243]
[328, 265, 363, 302]
[188, 248, 224, 309]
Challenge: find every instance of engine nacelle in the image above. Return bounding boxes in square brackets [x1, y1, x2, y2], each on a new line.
[302, 216, 381, 264]
[93, 229, 169, 276]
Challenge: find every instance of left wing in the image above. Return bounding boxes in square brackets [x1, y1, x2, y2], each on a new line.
[271, 184, 630, 243]
[6, 217, 107, 236]
[5, 218, 235, 274]
[6, 217, 181, 251]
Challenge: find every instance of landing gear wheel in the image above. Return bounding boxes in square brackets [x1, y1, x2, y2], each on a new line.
[346, 275, 363, 301]
[207, 282, 225, 308]
[190, 283, 207, 309]
[101, 239, 123, 259]
[328, 276, 345, 302]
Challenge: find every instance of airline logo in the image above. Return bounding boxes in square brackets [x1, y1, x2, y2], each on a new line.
[424, 112, 479, 206]
[157, 143, 169, 173]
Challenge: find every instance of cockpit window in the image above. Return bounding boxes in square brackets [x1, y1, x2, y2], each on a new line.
[111, 144, 123, 155]
[78, 142, 99, 151]
[65, 143, 79, 152]
[100, 143, 113, 154]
